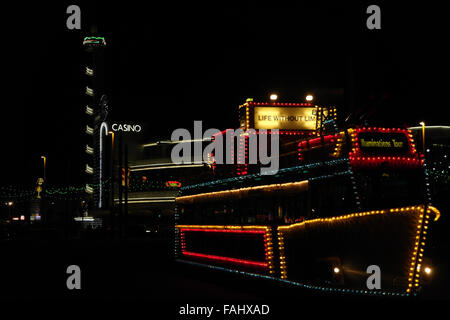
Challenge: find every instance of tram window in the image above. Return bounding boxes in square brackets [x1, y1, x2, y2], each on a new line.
[280, 193, 308, 223]
[310, 176, 355, 218]
[355, 170, 424, 210]
[179, 205, 198, 224]
[179, 189, 310, 225]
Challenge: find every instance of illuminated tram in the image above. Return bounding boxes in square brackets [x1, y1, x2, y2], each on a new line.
[174, 99, 440, 297]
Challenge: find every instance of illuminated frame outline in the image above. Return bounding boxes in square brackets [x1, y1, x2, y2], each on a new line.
[277, 205, 440, 293]
[239, 101, 314, 131]
[238, 101, 337, 131]
[348, 127, 422, 167]
[176, 180, 308, 204]
[176, 225, 275, 274]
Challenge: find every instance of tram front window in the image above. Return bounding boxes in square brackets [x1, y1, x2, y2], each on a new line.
[355, 169, 425, 209]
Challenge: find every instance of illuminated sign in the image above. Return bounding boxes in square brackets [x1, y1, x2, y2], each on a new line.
[111, 123, 142, 133]
[36, 178, 44, 199]
[358, 132, 409, 154]
[253, 107, 325, 130]
[166, 181, 182, 188]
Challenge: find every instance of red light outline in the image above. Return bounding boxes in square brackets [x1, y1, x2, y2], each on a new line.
[349, 127, 421, 168]
[182, 251, 268, 268]
[298, 133, 339, 150]
[179, 227, 271, 270]
[180, 228, 266, 234]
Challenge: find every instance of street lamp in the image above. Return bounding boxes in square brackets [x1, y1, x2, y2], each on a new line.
[109, 131, 115, 151]
[306, 94, 314, 102]
[41, 156, 47, 181]
[6, 201, 13, 219]
[269, 93, 278, 101]
[419, 122, 425, 155]
[109, 131, 115, 222]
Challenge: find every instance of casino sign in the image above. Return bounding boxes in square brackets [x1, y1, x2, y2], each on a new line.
[111, 123, 142, 133]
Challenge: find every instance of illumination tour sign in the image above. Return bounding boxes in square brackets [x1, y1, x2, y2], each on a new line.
[357, 132, 409, 154]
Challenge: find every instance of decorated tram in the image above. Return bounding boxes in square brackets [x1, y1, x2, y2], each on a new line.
[174, 99, 440, 297]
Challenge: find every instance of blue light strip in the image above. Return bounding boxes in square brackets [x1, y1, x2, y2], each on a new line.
[346, 158, 362, 210]
[323, 119, 339, 133]
[423, 163, 433, 205]
[174, 205, 181, 258]
[308, 170, 352, 181]
[176, 259, 413, 298]
[181, 158, 350, 191]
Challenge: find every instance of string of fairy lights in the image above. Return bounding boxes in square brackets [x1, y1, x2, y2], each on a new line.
[426, 159, 450, 184]
[177, 259, 414, 298]
[181, 158, 350, 193]
[127, 176, 181, 192]
[0, 179, 109, 202]
[0, 177, 183, 203]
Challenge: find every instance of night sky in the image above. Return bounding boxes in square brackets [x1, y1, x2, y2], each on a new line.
[1, 1, 447, 186]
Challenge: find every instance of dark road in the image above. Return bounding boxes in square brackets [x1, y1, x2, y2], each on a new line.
[0, 237, 279, 300]
[0, 235, 448, 318]
[0, 236, 377, 300]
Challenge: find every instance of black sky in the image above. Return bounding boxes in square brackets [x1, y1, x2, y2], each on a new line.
[1, 1, 448, 186]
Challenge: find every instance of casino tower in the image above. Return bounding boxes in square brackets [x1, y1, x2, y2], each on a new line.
[82, 34, 109, 209]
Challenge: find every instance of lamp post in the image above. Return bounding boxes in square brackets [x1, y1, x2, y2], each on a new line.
[109, 131, 115, 236]
[40, 156, 47, 225]
[419, 121, 430, 208]
[7, 201, 14, 220]
[41, 156, 47, 182]
[305, 94, 314, 102]
[419, 122, 426, 155]
[109, 131, 115, 151]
